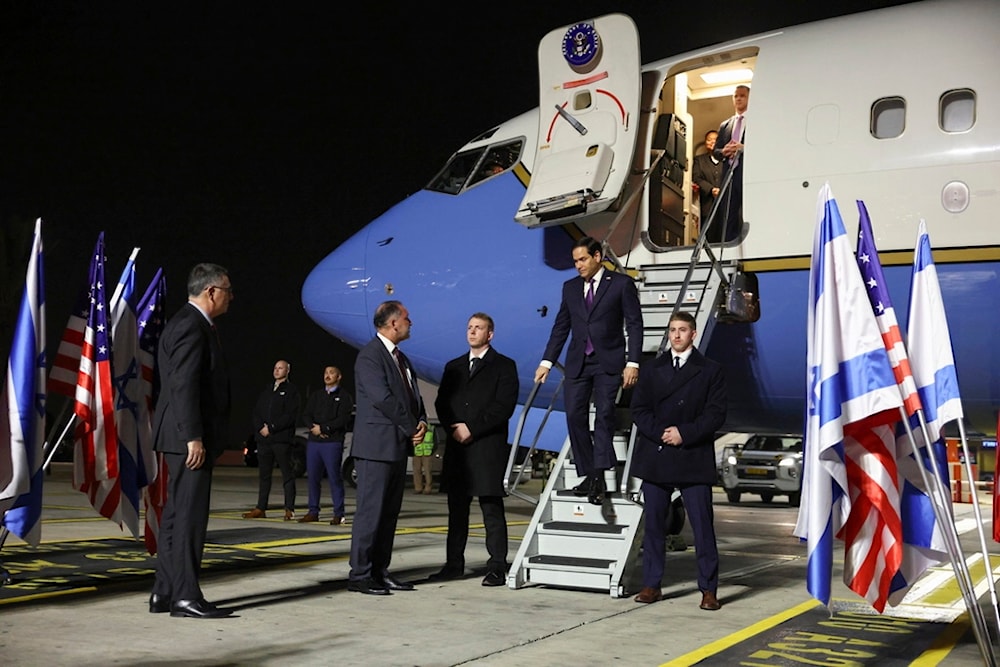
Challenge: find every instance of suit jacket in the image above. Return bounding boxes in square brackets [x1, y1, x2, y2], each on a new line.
[153, 302, 231, 459]
[542, 270, 643, 378]
[629, 349, 726, 486]
[435, 347, 519, 497]
[352, 336, 426, 462]
[692, 152, 722, 216]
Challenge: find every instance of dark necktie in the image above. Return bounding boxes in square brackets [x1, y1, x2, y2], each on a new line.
[469, 356, 483, 378]
[393, 347, 418, 415]
[674, 356, 681, 372]
[584, 279, 595, 356]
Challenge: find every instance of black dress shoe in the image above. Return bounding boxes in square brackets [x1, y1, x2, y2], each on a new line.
[428, 565, 464, 581]
[348, 577, 391, 596]
[149, 593, 170, 614]
[588, 474, 607, 505]
[571, 475, 593, 496]
[169, 599, 232, 619]
[481, 570, 506, 587]
[378, 573, 415, 591]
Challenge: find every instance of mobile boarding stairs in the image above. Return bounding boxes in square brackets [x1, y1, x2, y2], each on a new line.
[503, 177, 759, 598]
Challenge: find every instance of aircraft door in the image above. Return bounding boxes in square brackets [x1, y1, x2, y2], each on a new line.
[514, 14, 640, 228]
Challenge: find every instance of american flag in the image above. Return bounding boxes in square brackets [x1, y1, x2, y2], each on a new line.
[855, 201, 936, 608]
[72, 233, 120, 521]
[794, 185, 904, 610]
[0, 219, 47, 546]
[137, 268, 167, 555]
[47, 288, 89, 398]
[100, 248, 145, 537]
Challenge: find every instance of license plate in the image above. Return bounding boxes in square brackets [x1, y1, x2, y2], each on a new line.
[746, 467, 769, 476]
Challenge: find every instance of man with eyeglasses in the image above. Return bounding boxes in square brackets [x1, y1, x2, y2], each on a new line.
[149, 263, 234, 619]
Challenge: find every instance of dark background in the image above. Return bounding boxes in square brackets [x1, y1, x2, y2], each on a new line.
[0, 2, 915, 447]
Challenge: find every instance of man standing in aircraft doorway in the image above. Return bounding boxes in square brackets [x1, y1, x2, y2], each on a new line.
[534, 236, 643, 505]
[713, 84, 749, 243]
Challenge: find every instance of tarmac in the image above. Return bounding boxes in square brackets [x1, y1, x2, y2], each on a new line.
[1, 462, 997, 666]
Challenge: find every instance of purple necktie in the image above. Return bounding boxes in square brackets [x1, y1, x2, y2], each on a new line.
[584, 279, 595, 355]
[729, 115, 744, 166]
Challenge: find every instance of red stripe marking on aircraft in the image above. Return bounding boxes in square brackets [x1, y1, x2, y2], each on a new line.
[596, 89, 626, 124]
[546, 103, 566, 143]
[562, 71, 609, 89]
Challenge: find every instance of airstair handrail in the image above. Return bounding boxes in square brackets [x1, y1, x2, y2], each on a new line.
[504, 363, 566, 503]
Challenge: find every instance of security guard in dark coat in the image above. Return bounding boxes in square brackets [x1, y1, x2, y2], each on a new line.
[432, 313, 519, 586]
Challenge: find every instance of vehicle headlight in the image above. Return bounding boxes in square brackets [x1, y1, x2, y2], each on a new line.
[727, 454, 738, 465]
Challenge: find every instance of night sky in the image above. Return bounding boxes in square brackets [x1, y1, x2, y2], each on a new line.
[0, 2, 915, 447]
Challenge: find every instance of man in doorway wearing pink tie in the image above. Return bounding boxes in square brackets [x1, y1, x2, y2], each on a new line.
[348, 300, 427, 595]
[534, 237, 644, 506]
[712, 84, 749, 243]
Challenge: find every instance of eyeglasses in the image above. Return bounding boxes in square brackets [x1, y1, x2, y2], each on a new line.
[208, 285, 234, 295]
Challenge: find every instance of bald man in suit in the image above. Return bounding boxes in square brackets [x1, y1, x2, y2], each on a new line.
[348, 300, 428, 595]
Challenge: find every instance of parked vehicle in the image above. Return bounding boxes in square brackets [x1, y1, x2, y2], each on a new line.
[719, 434, 803, 506]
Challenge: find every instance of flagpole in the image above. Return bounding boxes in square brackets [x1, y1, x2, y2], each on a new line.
[904, 409, 996, 663]
[108, 247, 140, 312]
[955, 418, 1000, 640]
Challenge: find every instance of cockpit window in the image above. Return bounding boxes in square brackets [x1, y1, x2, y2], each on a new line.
[428, 149, 484, 194]
[427, 139, 523, 194]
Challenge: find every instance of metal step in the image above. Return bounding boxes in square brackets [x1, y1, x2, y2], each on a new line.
[507, 436, 644, 598]
[636, 258, 738, 355]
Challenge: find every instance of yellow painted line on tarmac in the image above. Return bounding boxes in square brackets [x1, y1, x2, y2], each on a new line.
[910, 614, 971, 667]
[659, 598, 820, 667]
[0, 586, 97, 606]
[916, 555, 996, 607]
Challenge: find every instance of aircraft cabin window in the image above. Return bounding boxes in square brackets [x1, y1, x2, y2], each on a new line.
[940, 89, 976, 133]
[871, 97, 906, 139]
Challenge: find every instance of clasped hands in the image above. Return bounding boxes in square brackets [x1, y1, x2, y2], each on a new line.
[661, 426, 683, 447]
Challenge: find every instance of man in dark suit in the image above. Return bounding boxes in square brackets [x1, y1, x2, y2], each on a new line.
[348, 300, 427, 595]
[431, 313, 519, 587]
[713, 84, 749, 243]
[535, 236, 643, 505]
[692, 130, 723, 242]
[149, 263, 233, 619]
[629, 311, 726, 611]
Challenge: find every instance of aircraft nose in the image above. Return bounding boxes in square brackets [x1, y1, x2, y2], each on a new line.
[301, 227, 371, 349]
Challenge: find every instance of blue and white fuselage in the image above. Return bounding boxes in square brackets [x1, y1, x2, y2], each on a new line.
[303, 0, 1000, 447]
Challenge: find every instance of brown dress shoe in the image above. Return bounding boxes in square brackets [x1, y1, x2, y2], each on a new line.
[330, 515, 349, 526]
[700, 590, 721, 611]
[242, 507, 266, 519]
[297, 513, 318, 523]
[283, 509, 295, 521]
[634, 587, 662, 604]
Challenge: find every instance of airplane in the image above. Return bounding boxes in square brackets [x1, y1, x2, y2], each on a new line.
[301, 0, 1000, 455]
